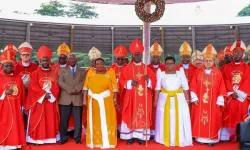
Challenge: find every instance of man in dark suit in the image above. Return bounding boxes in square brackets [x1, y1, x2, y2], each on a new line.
[58, 53, 85, 144]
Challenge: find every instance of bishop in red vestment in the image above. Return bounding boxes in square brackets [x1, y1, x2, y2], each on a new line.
[119, 39, 156, 145]
[190, 44, 227, 146]
[148, 42, 165, 137]
[175, 42, 197, 85]
[25, 45, 60, 144]
[108, 45, 128, 130]
[220, 40, 250, 141]
[16, 42, 38, 88]
[1, 44, 21, 74]
[51, 43, 71, 76]
[0, 50, 26, 149]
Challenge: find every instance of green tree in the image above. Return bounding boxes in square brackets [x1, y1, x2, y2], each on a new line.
[66, 2, 98, 19]
[237, 4, 250, 16]
[34, 0, 98, 19]
[34, 0, 66, 17]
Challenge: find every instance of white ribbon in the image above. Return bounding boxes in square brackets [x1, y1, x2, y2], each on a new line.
[37, 83, 56, 104]
[88, 89, 111, 149]
[21, 74, 30, 84]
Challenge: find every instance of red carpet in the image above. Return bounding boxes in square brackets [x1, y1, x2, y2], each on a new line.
[21, 139, 238, 150]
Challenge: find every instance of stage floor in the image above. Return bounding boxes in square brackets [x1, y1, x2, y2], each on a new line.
[21, 139, 238, 150]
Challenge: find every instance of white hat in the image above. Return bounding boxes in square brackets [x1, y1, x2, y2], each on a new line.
[191, 49, 203, 62]
[88, 47, 102, 60]
[18, 42, 33, 54]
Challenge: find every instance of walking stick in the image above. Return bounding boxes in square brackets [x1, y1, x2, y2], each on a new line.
[145, 58, 148, 147]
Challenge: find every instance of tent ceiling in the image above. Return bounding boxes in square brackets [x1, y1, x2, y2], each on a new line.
[72, 0, 212, 5]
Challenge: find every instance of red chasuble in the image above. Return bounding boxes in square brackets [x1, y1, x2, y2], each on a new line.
[0, 71, 26, 146]
[119, 63, 156, 129]
[190, 67, 227, 139]
[15, 61, 38, 77]
[109, 63, 127, 126]
[148, 63, 165, 130]
[25, 67, 60, 140]
[221, 61, 250, 128]
[175, 63, 197, 85]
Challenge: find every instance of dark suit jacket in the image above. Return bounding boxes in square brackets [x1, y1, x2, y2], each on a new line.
[58, 66, 85, 106]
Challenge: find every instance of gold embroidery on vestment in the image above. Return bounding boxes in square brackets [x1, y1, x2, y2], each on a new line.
[137, 84, 144, 96]
[137, 103, 144, 119]
[201, 110, 208, 125]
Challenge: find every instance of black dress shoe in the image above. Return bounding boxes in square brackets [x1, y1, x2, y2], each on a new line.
[208, 143, 215, 147]
[150, 136, 154, 140]
[136, 139, 145, 145]
[75, 140, 82, 144]
[117, 130, 120, 139]
[126, 139, 134, 145]
[58, 140, 67, 145]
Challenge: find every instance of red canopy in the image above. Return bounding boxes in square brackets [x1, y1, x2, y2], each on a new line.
[72, 0, 212, 5]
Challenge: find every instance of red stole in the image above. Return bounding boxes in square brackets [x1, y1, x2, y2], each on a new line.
[119, 63, 156, 129]
[0, 71, 26, 146]
[108, 63, 127, 126]
[221, 61, 250, 128]
[25, 67, 60, 140]
[190, 67, 226, 139]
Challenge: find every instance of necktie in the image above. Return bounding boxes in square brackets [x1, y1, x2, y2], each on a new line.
[72, 68, 75, 76]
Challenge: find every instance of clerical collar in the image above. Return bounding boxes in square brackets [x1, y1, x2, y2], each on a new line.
[235, 62, 241, 65]
[22, 61, 30, 67]
[60, 64, 67, 68]
[133, 62, 142, 66]
[183, 64, 189, 69]
[153, 64, 159, 68]
[116, 63, 123, 68]
[205, 69, 212, 74]
[42, 67, 50, 70]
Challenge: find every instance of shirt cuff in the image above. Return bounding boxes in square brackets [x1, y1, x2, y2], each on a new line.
[38, 94, 46, 104]
[126, 80, 132, 90]
[236, 90, 248, 101]
[147, 79, 152, 88]
[0, 91, 6, 100]
[216, 96, 224, 106]
[190, 91, 198, 103]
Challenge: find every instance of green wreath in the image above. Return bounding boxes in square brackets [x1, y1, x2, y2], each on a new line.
[135, 0, 165, 23]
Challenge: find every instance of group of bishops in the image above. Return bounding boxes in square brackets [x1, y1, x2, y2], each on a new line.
[0, 38, 250, 149]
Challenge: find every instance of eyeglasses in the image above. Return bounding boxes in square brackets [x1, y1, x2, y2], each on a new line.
[117, 58, 124, 61]
[59, 57, 67, 60]
[3, 64, 14, 68]
[21, 54, 30, 57]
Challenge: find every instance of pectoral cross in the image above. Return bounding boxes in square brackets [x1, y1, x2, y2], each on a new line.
[203, 78, 211, 87]
[136, 72, 143, 80]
